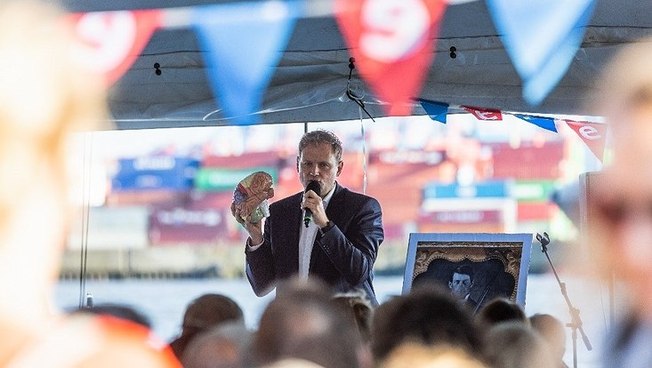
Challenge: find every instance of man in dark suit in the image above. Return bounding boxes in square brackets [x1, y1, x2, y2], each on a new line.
[232, 129, 384, 305]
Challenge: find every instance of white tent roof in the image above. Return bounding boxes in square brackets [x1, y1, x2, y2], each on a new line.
[60, 0, 652, 129]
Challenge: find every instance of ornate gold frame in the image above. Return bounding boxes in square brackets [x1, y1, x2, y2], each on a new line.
[402, 233, 532, 305]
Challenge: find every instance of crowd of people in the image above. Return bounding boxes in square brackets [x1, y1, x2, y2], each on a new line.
[3, 0, 652, 366]
[155, 279, 566, 368]
[70, 286, 571, 368]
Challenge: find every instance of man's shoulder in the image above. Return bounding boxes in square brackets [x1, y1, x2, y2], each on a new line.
[336, 185, 380, 205]
[269, 192, 302, 209]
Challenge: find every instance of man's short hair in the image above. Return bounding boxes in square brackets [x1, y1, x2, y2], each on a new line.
[371, 284, 483, 362]
[450, 265, 474, 282]
[298, 130, 343, 162]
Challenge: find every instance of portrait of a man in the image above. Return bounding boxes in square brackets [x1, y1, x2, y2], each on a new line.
[403, 233, 532, 309]
[448, 264, 478, 311]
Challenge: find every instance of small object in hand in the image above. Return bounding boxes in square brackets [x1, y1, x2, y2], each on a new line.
[232, 171, 274, 223]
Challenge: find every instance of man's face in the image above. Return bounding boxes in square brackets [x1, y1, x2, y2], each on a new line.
[297, 142, 342, 196]
[449, 273, 472, 299]
[590, 106, 652, 314]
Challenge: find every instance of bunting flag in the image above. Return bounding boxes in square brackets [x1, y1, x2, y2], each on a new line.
[514, 114, 558, 133]
[335, 0, 446, 116]
[463, 106, 503, 121]
[69, 10, 162, 85]
[486, 0, 596, 106]
[564, 119, 607, 161]
[193, 2, 301, 125]
[418, 98, 448, 124]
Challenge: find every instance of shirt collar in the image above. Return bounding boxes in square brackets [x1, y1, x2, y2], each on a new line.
[321, 183, 336, 209]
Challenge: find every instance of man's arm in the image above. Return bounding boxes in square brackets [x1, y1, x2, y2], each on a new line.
[244, 217, 277, 297]
[318, 196, 384, 286]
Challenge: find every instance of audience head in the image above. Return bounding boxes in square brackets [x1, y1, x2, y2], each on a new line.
[529, 314, 567, 367]
[181, 321, 252, 368]
[170, 293, 244, 359]
[483, 321, 556, 368]
[253, 277, 362, 368]
[475, 298, 528, 329]
[370, 284, 483, 364]
[331, 290, 374, 343]
[589, 36, 652, 320]
[379, 343, 488, 368]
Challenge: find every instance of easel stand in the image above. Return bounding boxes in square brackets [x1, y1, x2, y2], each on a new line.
[536, 232, 592, 368]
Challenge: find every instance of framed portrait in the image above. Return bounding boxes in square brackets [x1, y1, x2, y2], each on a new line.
[402, 233, 533, 310]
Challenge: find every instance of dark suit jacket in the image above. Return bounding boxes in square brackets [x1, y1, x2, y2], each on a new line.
[245, 182, 384, 305]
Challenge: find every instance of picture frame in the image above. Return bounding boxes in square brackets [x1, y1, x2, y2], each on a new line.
[402, 233, 533, 309]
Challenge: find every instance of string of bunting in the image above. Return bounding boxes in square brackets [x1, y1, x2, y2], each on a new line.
[66, 0, 596, 126]
[418, 98, 606, 162]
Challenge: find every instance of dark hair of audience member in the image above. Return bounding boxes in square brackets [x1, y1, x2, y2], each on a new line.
[252, 277, 363, 368]
[475, 297, 528, 330]
[181, 321, 252, 368]
[483, 321, 557, 368]
[370, 283, 484, 364]
[169, 293, 244, 360]
[331, 290, 374, 343]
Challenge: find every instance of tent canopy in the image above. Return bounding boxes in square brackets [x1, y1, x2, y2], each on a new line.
[60, 0, 652, 129]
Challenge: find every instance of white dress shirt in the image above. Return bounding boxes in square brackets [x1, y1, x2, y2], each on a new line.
[298, 186, 334, 279]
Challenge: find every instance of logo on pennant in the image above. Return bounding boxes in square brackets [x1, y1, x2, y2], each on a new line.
[463, 106, 503, 121]
[69, 10, 162, 85]
[564, 119, 606, 161]
[335, 0, 446, 116]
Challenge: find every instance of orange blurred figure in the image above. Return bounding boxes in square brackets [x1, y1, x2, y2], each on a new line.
[0, 1, 179, 366]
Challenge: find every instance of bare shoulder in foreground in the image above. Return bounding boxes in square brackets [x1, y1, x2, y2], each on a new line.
[0, 2, 179, 367]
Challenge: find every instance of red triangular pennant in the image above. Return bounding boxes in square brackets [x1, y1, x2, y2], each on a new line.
[335, 0, 446, 116]
[69, 10, 162, 85]
[564, 119, 607, 161]
[463, 106, 503, 121]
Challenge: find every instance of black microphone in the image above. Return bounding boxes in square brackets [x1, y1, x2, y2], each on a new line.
[303, 180, 320, 228]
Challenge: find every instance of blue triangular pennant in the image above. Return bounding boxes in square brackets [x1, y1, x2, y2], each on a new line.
[514, 114, 558, 133]
[418, 98, 448, 124]
[487, 0, 596, 106]
[192, 2, 301, 125]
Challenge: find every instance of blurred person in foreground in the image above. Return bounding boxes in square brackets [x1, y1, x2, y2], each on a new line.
[0, 2, 178, 366]
[370, 284, 484, 365]
[181, 321, 252, 368]
[588, 36, 652, 368]
[75, 303, 152, 328]
[529, 314, 568, 368]
[252, 277, 368, 368]
[483, 322, 557, 368]
[232, 129, 384, 305]
[379, 343, 488, 368]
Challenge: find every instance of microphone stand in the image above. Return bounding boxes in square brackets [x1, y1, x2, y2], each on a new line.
[536, 232, 592, 368]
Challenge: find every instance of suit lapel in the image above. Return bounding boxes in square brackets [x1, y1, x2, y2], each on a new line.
[286, 193, 303, 272]
[310, 183, 344, 269]
[324, 183, 344, 222]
